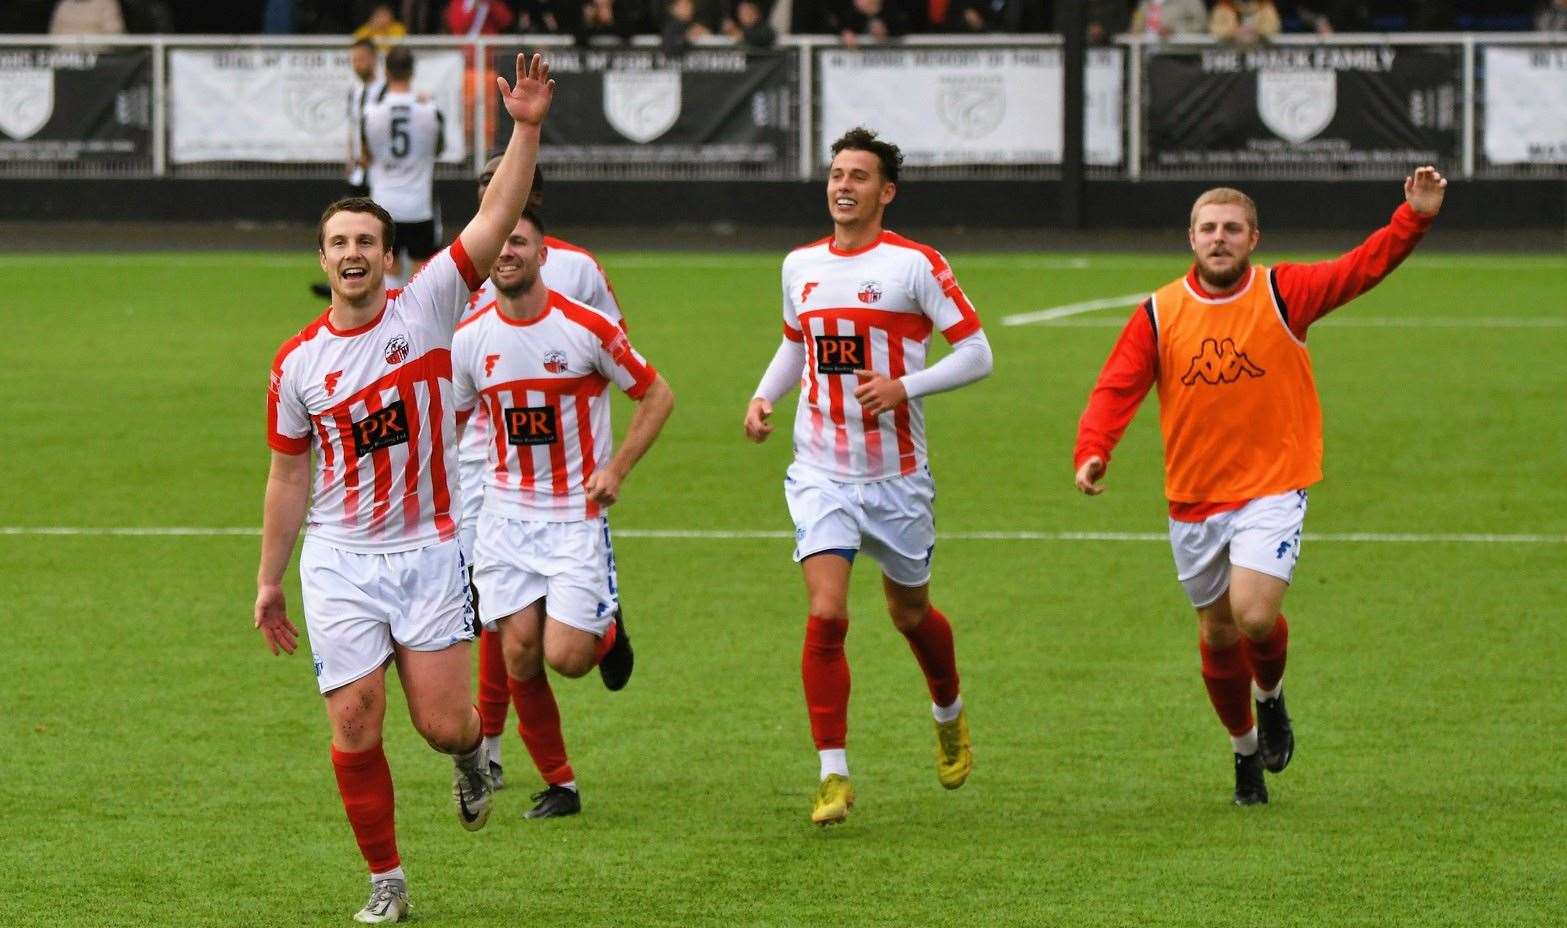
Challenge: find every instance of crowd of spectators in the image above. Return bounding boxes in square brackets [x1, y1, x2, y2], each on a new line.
[6, 0, 1564, 40]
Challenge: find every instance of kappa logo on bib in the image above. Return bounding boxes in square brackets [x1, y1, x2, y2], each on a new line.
[815, 334, 865, 374]
[352, 399, 410, 454]
[1180, 338, 1265, 386]
[505, 405, 559, 446]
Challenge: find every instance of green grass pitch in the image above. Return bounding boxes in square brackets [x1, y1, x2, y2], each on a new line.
[0, 247, 1563, 926]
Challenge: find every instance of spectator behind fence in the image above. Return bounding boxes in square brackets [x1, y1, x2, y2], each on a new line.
[1131, 0, 1208, 39]
[724, 0, 778, 46]
[1540, 0, 1567, 31]
[355, 3, 408, 47]
[662, 0, 712, 54]
[1086, 0, 1130, 45]
[1294, 1, 1371, 34]
[833, 0, 912, 46]
[445, 0, 516, 35]
[49, 0, 124, 34]
[943, 0, 1022, 33]
[1211, 0, 1280, 45]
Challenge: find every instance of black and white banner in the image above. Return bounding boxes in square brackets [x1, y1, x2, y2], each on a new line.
[1147, 45, 1460, 171]
[0, 48, 150, 162]
[1483, 46, 1567, 165]
[818, 47, 1124, 167]
[492, 47, 795, 170]
[170, 48, 465, 164]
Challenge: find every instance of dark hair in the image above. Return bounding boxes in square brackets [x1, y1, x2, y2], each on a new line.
[385, 46, 414, 81]
[519, 206, 546, 239]
[349, 38, 376, 54]
[478, 155, 544, 195]
[830, 127, 902, 184]
[317, 197, 396, 251]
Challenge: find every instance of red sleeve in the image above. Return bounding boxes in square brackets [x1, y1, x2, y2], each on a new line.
[1274, 202, 1435, 340]
[443, 1, 469, 33]
[448, 236, 484, 292]
[488, 1, 515, 30]
[1073, 304, 1158, 470]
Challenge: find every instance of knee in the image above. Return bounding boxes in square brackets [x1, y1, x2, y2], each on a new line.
[888, 600, 930, 633]
[808, 599, 849, 624]
[414, 714, 472, 755]
[1198, 615, 1241, 649]
[1230, 601, 1278, 642]
[544, 639, 594, 679]
[502, 637, 542, 679]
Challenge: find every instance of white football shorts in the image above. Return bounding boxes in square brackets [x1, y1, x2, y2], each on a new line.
[1169, 489, 1309, 608]
[784, 460, 936, 588]
[299, 536, 476, 695]
[472, 511, 618, 636]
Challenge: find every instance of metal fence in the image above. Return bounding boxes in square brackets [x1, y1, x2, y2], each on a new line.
[1, 32, 1563, 182]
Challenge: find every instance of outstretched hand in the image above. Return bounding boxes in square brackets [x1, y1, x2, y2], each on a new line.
[498, 52, 553, 128]
[254, 584, 299, 655]
[1405, 165, 1447, 217]
[1074, 456, 1106, 496]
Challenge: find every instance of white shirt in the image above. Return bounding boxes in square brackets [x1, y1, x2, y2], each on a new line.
[268, 240, 483, 552]
[778, 231, 983, 482]
[348, 77, 385, 185]
[456, 236, 624, 524]
[452, 292, 656, 523]
[361, 90, 443, 222]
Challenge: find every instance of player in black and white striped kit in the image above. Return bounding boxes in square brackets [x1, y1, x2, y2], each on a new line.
[361, 45, 445, 288]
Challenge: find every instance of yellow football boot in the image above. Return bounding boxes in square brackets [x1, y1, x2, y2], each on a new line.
[810, 774, 855, 826]
[934, 709, 972, 789]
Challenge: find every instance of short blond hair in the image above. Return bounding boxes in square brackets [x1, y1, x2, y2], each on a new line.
[1189, 187, 1259, 230]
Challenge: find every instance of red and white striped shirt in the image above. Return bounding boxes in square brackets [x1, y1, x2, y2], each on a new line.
[267, 240, 483, 553]
[781, 231, 982, 482]
[456, 236, 624, 525]
[452, 290, 656, 522]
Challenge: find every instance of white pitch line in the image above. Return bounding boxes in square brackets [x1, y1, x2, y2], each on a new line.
[1018, 316, 1567, 329]
[1002, 293, 1150, 327]
[2, 527, 1564, 544]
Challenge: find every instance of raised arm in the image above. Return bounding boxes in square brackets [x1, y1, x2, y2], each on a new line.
[457, 53, 554, 279]
[1273, 166, 1446, 337]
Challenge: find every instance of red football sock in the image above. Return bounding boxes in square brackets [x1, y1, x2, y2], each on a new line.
[801, 616, 851, 750]
[330, 743, 400, 874]
[1199, 637, 1255, 737]
[593, 619, 618, 665]
[477, 627, 509, 738]
[508, 674, 574, 785]
[899, 605, 961, 708]
[1243, 613, 1289, 693]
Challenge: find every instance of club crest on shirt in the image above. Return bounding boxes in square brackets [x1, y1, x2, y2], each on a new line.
[857, 281, 883, 304]
[384, 335, 410, 365]
[543, 350, 569, 374]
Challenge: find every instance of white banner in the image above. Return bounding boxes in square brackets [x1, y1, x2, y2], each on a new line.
[170, 48, 465, 164]
[818, 47, 1122, 167]
[1483, 46, 1567, 165]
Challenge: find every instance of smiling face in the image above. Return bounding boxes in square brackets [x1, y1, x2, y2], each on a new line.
[318, 210, 392, 302]
[826, 148, 895, 231]
[1189, 202, 1260, 291]
[490, 215, 547, 298]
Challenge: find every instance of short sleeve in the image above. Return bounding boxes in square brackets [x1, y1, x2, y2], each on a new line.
[592, 327, 657, 400]
[781, 264, 804, 342]
[267, 349, 311, 455]
[400, 237, 485, 334]
[909, 249, 982, 344]
[451, 323, 479, 414]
